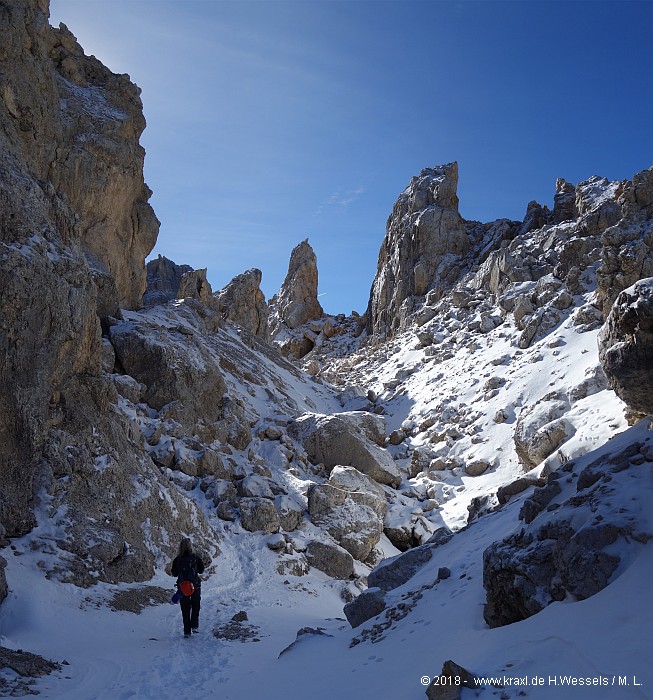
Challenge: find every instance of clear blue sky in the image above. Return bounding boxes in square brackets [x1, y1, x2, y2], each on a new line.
[50, 0, 652, 315]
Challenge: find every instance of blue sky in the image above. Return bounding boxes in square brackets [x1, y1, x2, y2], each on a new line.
[50, 0, 652, 315]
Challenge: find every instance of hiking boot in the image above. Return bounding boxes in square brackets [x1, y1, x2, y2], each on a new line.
[184, 632, 191, 638]
[192, 627, 199, 634]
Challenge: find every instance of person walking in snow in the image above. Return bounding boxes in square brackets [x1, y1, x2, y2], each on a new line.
[170, 537, 206, 638]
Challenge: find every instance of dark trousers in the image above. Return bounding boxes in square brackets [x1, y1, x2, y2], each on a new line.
[179, 588, 201, 634]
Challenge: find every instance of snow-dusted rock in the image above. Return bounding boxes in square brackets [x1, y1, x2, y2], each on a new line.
[307, 480, 383, 561]
[274, 495, 304, 531]
[305, 540, 354, 579]
[238, 475, 275, 500]
[598, 277, 653, 415]
[343, 587, 386, 628]
[109, 319, 227, 430]
[272, 239, 323, 331]
[289, 413, 401, 488]
[483, 437, 649, 628]
[239, 497, 280, 534]
[366, 163, 469, 338]
[213, 268, 269, 338]
[514, 392, 572, 467]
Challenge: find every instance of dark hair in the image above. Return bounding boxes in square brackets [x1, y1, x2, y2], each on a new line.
[178, 537, 193, 557]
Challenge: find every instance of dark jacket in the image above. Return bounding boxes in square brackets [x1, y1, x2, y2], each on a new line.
[171, 553, 205, 587]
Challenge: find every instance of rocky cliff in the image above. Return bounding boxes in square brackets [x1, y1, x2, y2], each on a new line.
[365, 161, 652, 340]
[0, 0, 212, 583]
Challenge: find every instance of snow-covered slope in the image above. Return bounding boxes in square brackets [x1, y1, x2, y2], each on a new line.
[2, 162, 652, 697]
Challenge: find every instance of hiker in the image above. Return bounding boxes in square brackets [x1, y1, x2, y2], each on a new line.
[170, 537, 205, 637]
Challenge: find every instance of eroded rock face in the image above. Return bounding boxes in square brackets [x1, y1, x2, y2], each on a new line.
[483, 439, 648, 628]
[275, 239, 323, 330]
[40, 15, 157, 309]
[366, 163, 469, 337]
[598, 277, 653, 415]
[213, 268, 269, 338]
[596, 167, 653, 315]
[0, 0, 215, 581]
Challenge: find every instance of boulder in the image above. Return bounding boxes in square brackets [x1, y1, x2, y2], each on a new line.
[598, 277, 653, 415]
[343, 587, 386, 628]
[496, 477, 546, 505]
[368, 545, 433, 592]
[289, 413, 401, 488]
[239, 497, 280, 534]
[514, 393, 572, 467]
[109, 319, 227, 430]
[274, 495, 304, 531]
[307, 479, 383, 562]
[305, 540, 354, 579]
[426, 660, 481, 700]
[237, 475, 275, 500]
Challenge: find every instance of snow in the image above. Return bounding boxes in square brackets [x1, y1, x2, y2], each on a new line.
[2, 253, 652, 698]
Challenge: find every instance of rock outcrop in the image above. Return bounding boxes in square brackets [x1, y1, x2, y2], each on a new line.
[143, 255, 212, 306]
[598, 277, 653, 415]
[366, 163, 469, 337]
[213, 268, 269, 337]
[596, 168, 653, 315]
[273, 239, 323, 330]
[483, 439, 650, 627]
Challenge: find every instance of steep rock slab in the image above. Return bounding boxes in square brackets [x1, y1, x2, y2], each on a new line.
[213, 268, 269, 338]
[289, 412, 401, 487]
[599, 277, 653, 415]
[366, 163, 469, 338]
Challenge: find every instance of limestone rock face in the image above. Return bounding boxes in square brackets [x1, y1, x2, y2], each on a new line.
[1, 6, 158, 309]
[598, 277, 653, 415]
[176, 268, 212, 304]
[0, 0, 215, 581]
[213, 268, 269, 338]
[366, 163, 469, 337]
[552, 177, 578, 223]
[274, 239, 323, 330]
